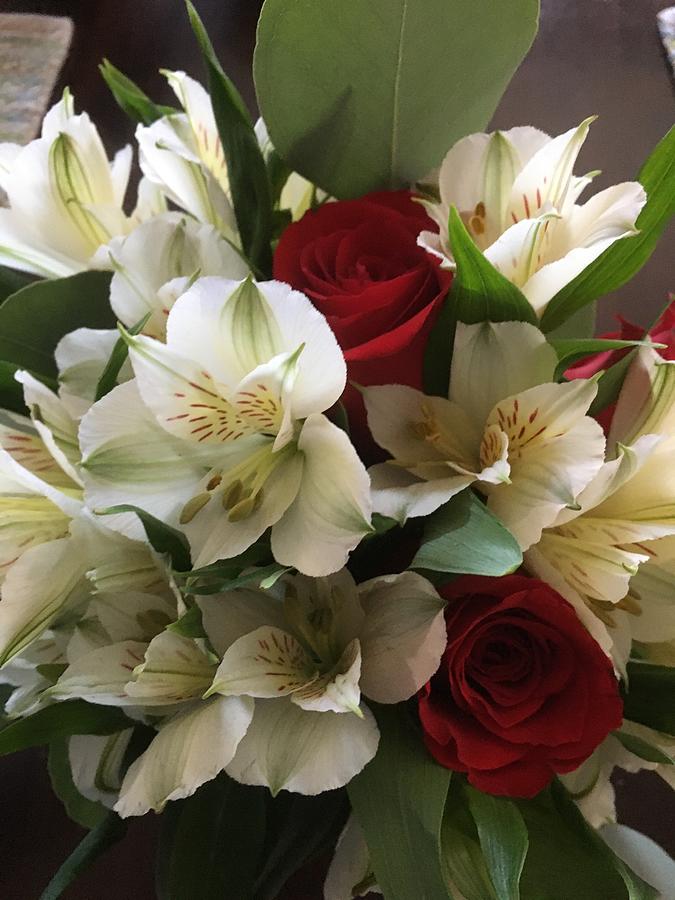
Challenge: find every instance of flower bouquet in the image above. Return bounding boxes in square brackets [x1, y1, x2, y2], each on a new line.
[0, 1, 674, 898]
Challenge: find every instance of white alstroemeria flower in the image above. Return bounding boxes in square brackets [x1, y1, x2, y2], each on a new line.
[80, 276, 373, 576]
[419, 120, 646, 315]
[363, 321, 605, 550]
[69, 730, 134, 809]
[55, 327, 128, 420]
[0, 90, 153, 278]
[561, 720, 675, 829]
[136, 71, 237, 240]
[198, 569, 446, 796]
[526, 346, 675, 664]
[105, 213, 248, 339]
[0, 629, 70, 718]
[255, 118, 320, 221]
[324, 817, 380, 900]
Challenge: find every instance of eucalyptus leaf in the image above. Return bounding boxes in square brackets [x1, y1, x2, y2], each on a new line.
[97, 504, 192, 572]
[347, 704, 452, 900]
[412, 490, 522, 577]
[48, 738, 108, 830]
[156, 774, 266, 900]
[0, 271, 114, 378]
[0, 700, 132, 756]
[254, 0, 539, 198]
[40, 811, 127, 900]
[99, 59, 176, 125]
[187, 2, 273, 276]
[541, 126, 675, 333]
[464, 784, 528, 900]
[623, 662, 675, 736]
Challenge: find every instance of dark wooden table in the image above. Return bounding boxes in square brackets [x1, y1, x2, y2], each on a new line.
[0, 1, 673, 897]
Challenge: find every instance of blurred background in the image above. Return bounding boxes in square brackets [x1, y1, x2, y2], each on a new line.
[0, 0, 673, 897]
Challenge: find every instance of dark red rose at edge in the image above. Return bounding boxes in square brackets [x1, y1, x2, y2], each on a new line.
[273, 191, 452, 457]
[418, 575, 623, 798]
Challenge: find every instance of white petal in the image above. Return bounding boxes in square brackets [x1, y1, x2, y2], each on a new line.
[198, 590, 287, 657]
[69, 730, 133, 808]
[292, 639, 362, 715]
[368, 462, 475, 523]
[55, 328, 122, 419]
[126, 631, 216, 705]
[324, 817, 376, 900]
[115, 695, 254, 816]
[271, 415, 372, 577]
[609, 347, 675, 450]
[600, 825, 675, 898]
[225, 698, 379, 795]
[51, 640, 148, 705]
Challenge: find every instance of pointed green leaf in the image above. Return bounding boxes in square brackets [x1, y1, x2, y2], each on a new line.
[186, 1, 273, 275]
[97, 504, 192, 572]
[95, 313, 150, 400]
[613, 731, 674, 766]
[0, 700, 132, 756]
[254, 0, 539, 198]
[442, 780, 497, 900]
[550, 337, 663, 382]
[623, 662, 675, 736]
[0, 266, 35, 304]
[99, 59, 176, 125]
[541, 126, 675, 333]
[412, 490, 522, 577]
[464, 784, 528, 900]
[348, 704, 453, 900]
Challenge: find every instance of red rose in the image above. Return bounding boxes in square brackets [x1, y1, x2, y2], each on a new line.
[273, 191, 451, 453]
[418, 575, 622, 798]
[567, 299, 675, 431]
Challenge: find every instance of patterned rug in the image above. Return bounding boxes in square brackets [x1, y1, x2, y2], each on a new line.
[0, 13, 73, 144]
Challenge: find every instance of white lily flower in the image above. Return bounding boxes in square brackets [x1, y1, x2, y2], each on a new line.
[136, 71, 237, 240]
[419, 120, 646, 315]
[363, 321, 606, 550]
[0, 89, 153, 278]
[106, 214, 248, 339]
[80, 276, 373, 576]
[526, 346, 675, 665]
[198, 569, 446, 795]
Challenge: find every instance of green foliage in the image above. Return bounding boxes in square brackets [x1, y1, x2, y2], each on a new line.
[156, 774, 266, 900]
[348, 704, 452, 900]
[411, 490, 522, 577]
[94, 313, 149, 400]
[623, 663, 675, 736]
[550, 337, 661, 382]
[0, 701, 132, 755]
[97, 504, 192, 572]
[441, 780, 496, 900]
[424, 207, 536, 396]
[40, 811, 127, 900]
[0, 266, 34, 304]
[255, 0, 539, 199]
[613, 730, 674, 766]
[464, 785, 528, 900]
[541, 126, 675, 333]
[186, 2, 273, 276]
[0, 271, 114, 378]
[48, 738, 108, 829]
[99, 59, 176, 125]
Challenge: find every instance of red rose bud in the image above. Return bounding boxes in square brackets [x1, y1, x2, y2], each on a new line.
[273, 191, 452, 457]
[418, 575, 623, 798]
[567, 298, 675, 432]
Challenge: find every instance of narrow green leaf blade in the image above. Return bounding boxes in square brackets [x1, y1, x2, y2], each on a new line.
[0, 266, 35, 303]
[255, 0, 539, 198]
[95, 313, 150, 400]
[412, 491, 522, 577]
[465, 785, 528, 900]
[40, 811, 127, 900]
[0, 700, 131, 756]
[613, 731, 674, 766]
[186, 1, 273, 275]
[541, 126, 675, 333]
[48, 738, 108, 830]
[623, 662, 675, 735]
[97, 504, 192, 572]
[99, 59, 176, 125]
[0, 271, 114, 377]
[348, 704, 452, 900]
[442, 779, 497, 900]
[550, 337, 661, 381]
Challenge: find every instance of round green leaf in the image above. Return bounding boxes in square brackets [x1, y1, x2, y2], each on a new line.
[254, 0, 540, 198]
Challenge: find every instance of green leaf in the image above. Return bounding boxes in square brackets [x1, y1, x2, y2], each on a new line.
[348, 704, 452, 900]
[95, 313, 150, 401]
[517, 786, 632, 900]
[613, 730, 674, 766]
[588, 350, 635, 418]
[424, 208, 536, 396]
[166, 605, 206, 639]
[182, 562, 290, 595]
[550, 338, 662, 382]
[99, 59, 176, 125]
[48, 738, 108, 830]
[548, 780, 658, 900]
[156, 774, 266, 900]
[412, 490, 522, 577]
[441, 780, 497, 900]
[254, 791, 349, 900]
[0, 266, 35, 303]
[254, 0, 539, 199]
[0, 701, 132, 756]
[0, 271, 114, 378]
[97, 504, 192, 572]
[623, 662, 675, 735]
[186, 1, 273, 276]
[540, 126, 675, 333]
[464, 784, 528, 900]
[40, 811, 127, 900]
[545, 302, 597, 341]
